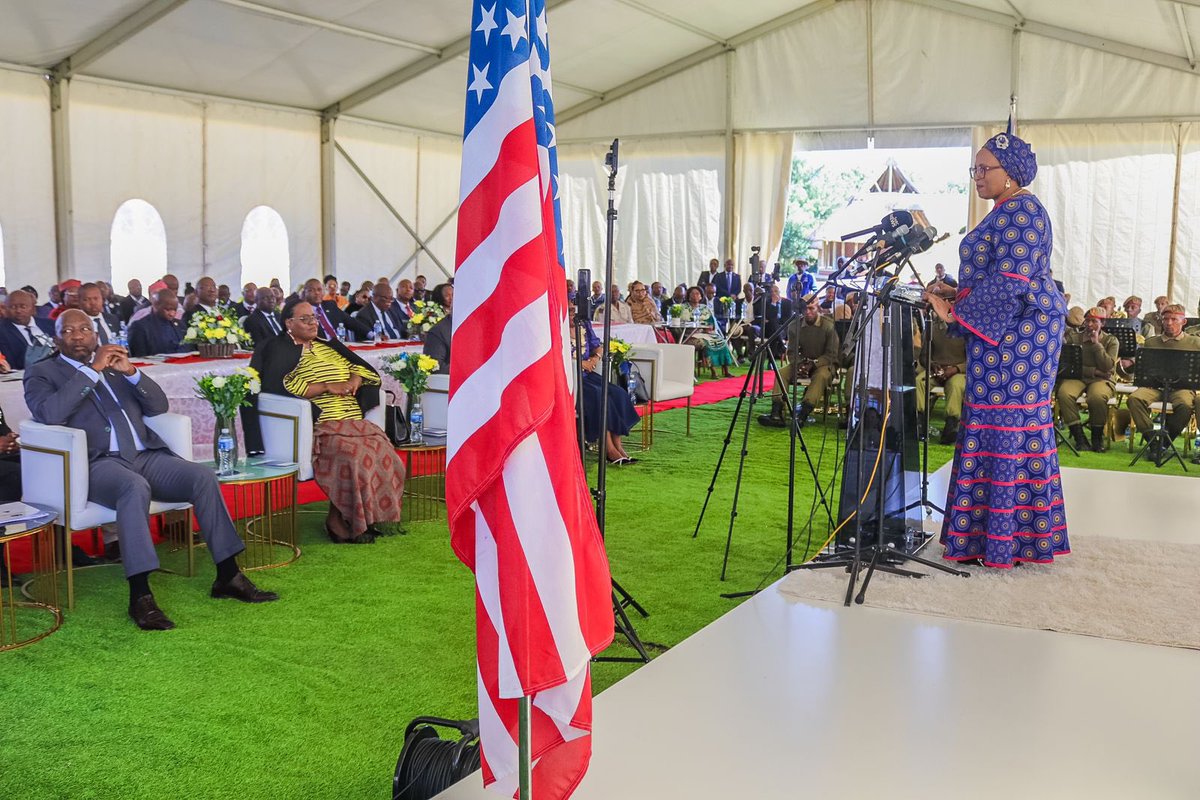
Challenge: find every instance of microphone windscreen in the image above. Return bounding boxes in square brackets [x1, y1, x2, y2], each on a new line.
[882, 210, 914, 232]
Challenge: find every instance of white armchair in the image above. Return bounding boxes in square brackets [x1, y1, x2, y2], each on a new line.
[19, 412, 195, 609]
[257, 393, 387, 482]
[628, 343, 697, 441]
[423, 374, 450, 432]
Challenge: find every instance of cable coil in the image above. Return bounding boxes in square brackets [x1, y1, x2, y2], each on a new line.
[393, 716, 481, 800]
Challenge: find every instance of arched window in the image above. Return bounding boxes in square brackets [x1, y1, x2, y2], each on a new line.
[240, 206, 290, 290]
[110, 199, 167, 291]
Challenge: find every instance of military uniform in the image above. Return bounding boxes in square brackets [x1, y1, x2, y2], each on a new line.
[915, 318, 967, 419]
[1128, 332, 1200, 439]
[1056, 328, 1119, 450]
[759, 313, 839, 426]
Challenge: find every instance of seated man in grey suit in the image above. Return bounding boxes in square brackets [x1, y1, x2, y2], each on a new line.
[23, 309, 278, 631]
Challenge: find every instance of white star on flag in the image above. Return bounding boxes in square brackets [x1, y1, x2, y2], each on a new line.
[535, 6, 548, 48]
[476, 4, 498, 44]
[467, 63, 492, 102]
[502, 9, 527, 49]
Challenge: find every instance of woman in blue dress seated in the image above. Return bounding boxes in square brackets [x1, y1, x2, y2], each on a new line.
[924, 131, 1070, 569]
[573, 322, 640, 466]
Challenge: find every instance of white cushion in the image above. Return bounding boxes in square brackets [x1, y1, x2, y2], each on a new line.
[424, 374, 450, 431]
[629, 343, 695, 403]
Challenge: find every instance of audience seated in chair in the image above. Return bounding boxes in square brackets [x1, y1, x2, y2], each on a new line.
[22, 309, 277, 631]
[252, 301, 407, 544]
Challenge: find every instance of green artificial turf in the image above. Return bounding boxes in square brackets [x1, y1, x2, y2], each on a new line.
[2, 375, 1195, 799]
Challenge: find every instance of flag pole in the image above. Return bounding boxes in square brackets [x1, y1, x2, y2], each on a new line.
[518, 695, 533, 799]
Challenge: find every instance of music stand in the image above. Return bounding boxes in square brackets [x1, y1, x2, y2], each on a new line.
[1051, 344, 1083, 455]
[1102, 322, 1139, 359]
[1129, 348, 1200, 470]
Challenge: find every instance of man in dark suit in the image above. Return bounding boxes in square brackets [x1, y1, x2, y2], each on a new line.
[301, 278, 370, 341]
[99, 281, 124, 319]
[422, 283, 454, 373]
[78, 283, 121, 345]
[37, 284, 62, 319]
[762, 284, 793, 358]
[181, 276, 224, 327]
[242, 286, 284, 348]
[127, 289, 193, 357]
[23, 309, 277, 630]
[354, 281, 406, 339]
[229, 282, 257, 318]
[393, 278, 416, 329]
[712, 259, 742, 304]
[118, 279, 151, 323]
[0, 289, 56, 369]
[697, 258, 719, 287]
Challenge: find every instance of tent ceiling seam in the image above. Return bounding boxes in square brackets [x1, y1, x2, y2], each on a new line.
[1174, 3, 1197, 68]
[51, 0, 191, 80]
[209, 0, 441, 55]
[609, 0, 725, 43]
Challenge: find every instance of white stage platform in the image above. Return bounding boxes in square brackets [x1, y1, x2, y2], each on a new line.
[439, 466, 1200, 799]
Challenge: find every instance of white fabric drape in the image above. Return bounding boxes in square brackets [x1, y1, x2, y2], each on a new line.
[558, 136, 724, 291]
[1025, 122, 1177, 307]
[731, 132, 794, 268]
[1169, 123, 1200, 309]
[0, 69, 55, 292]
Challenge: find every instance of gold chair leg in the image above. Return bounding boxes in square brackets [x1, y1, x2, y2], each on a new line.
[686, 398, 692, 436]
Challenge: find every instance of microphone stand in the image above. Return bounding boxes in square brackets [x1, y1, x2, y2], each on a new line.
[591, 138, 651, 664]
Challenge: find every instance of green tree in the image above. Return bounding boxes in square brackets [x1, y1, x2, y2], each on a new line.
[780, 157, 868, 265]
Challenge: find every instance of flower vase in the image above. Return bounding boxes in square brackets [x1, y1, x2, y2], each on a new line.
[211, 415, 239, 467]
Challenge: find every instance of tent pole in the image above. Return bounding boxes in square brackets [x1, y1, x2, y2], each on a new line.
[723, 50, 735, 265]
[518, 695, 532, 799]
[1168, 123, 1185, 301]
[320, 113, 337, 277]
[49, 76, 75, 282]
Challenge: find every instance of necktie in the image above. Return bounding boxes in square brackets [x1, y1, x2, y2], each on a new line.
[92, 374, 138, 461]
[316, 307, 337, 339]
[93, 318, 109, 345]
[382, 310, 397, 338]
[24, 324, 48, 347]
[266, 313, 281, 335]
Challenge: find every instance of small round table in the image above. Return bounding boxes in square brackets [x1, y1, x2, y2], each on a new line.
[200, 460, 301, 571]
[396, 437, 447, 523]
[1, 505, 62, 651]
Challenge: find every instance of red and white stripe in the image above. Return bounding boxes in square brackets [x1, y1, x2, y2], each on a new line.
[448, 12, 613, 800]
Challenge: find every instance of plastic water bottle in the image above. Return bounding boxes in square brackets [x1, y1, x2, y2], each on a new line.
[336, 322, 347, 341]
[115, 321, 129, 348]
[627, 369, 639, 405]
[372, 320, 383, 342]
[409, 399, 424, 445]
[217, 428, 235, 476]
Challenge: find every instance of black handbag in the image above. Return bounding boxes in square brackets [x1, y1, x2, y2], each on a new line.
[383, 390, 410, 445]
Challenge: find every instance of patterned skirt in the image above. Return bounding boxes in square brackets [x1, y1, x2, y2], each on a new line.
[941, 311, 1071, 568]
[313, 418, 406, 534]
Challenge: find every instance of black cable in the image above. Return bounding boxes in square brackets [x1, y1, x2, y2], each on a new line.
[393, 719, 481, 800]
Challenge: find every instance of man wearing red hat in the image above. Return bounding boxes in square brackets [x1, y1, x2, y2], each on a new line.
[50, 279, 81, 321]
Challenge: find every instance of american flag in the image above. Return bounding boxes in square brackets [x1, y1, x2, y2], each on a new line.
[447, 0, 614, 797]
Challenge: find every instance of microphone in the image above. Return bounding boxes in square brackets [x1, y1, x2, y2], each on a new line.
[840, 210, 914, 242]
[575, 269, 591, 322]
[876, 225, 938, 267]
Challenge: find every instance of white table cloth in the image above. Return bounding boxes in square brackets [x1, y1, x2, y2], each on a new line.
[590, 322, 657, 344]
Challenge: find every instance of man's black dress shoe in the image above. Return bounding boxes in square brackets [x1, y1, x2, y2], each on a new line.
[129, 595, 176, 630]
[211, 572, 279, 603]
[71, 545, 101, 567]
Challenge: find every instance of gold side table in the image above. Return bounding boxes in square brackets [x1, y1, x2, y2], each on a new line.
[1, 506, 62, 651]
[197, 461, 300, 571]
[396, 440, 447, 523]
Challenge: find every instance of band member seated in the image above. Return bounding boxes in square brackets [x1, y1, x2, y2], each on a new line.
[23, 309, 277, 630]
[916, 294, 968, 445]
[758, 298, 839, 428]
[1127, 304, 1200, 460]
[1057, 307, 1119, 452]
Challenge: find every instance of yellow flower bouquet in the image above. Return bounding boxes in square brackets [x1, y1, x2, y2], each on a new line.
[381, 351, 440, 396]
[184, 307, 253, 357]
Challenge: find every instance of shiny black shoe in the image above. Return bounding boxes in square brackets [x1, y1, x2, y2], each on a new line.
[211, 572, 279, 603]
[71, 545, 101, 567]
[129, 595, 176, 631]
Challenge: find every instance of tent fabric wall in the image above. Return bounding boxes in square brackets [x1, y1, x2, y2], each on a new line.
[203, 101, 320, 292]
[1023, 122, 1177, 306]
[731, 132, 795, 269]
[69, 81, 204, 287]
[558, 136, 725, 291]
[1169, 124, 1200, 310]
[0, 69, 55, 292]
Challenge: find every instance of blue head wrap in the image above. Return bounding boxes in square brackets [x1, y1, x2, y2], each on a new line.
[983, 132, 1037, 187]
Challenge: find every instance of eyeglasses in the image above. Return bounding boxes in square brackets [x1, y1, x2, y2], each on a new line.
[969, 165, 1005, 179]
[291, 315, 317, 323]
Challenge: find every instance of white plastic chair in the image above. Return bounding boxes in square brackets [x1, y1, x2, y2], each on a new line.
[628, 343, 697, 442]
[257, 393, 387, 482]
[19, 413, 195, 609]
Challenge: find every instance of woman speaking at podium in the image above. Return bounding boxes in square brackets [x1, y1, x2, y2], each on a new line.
[924, 132, 1070, 569]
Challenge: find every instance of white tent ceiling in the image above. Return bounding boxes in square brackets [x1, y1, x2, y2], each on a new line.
[5, 0, 1200, 303]
[5, 0, 1200, 138]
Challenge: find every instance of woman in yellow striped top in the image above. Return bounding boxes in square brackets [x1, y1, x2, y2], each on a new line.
[255, 301, 406, 544]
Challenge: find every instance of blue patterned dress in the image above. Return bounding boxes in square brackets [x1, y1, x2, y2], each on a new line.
[941, 193, 1070, 568]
